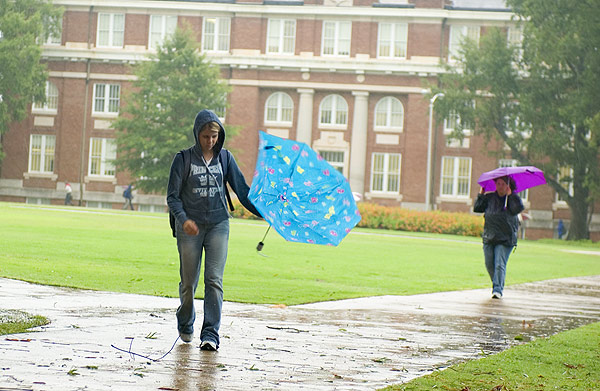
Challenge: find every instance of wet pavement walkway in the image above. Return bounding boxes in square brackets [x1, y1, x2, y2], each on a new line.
[1, 275, 600, 391]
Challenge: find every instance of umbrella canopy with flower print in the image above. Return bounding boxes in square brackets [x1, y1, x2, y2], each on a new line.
[477, 165, 546, 193]
[248, 131, 361, 246]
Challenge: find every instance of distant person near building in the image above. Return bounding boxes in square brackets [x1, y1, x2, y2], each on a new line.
[123, 184, 134, 210]
[64, 183, 73, 205]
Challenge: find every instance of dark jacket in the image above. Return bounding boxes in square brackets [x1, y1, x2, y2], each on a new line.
[473, 192, 524, 246]
[166, 110, 261, 228]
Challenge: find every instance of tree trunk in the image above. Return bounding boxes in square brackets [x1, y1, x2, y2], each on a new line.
[567, 200, 590, 240]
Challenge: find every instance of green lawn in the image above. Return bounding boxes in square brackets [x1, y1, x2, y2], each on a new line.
[1, 202, 599, 305]
[1, 202, 599, 390]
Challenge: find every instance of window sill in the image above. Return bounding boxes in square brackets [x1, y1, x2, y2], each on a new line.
[85, 175, 117, 184]
[32, 109, 57, 115]
[92, 112, 119, 119]
[436, 196, 473, 206]
[365, 192, 402, 202]
[552, 201, 569, 211]
[23, 172, 58, 181]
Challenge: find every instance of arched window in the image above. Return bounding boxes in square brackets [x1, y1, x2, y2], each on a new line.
[374, 96, 403, 131]
[319, 94, 348, 127]
[265, 92, 293, 124]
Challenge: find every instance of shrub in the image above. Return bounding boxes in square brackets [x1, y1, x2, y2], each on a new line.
[233, 200, 483, 237]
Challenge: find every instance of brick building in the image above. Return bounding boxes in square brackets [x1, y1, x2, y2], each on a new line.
[1, 0, 596, 240]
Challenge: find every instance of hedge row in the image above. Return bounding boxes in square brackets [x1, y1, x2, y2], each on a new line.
[230, 200, 484, 237]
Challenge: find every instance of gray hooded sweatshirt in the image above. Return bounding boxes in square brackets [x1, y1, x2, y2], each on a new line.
[166, 110, 261, 229]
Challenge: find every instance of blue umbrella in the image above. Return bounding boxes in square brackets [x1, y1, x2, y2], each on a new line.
[249, 131, 361, 246]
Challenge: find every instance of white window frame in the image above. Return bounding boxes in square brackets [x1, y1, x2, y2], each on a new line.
[507, 25, 523, 61]
[498, 159, 529, 202]
[377, 22, 407, 59]
[92, 83, 120, 115]
[202, 17, 230, 53]
[28, 134, 55, 174]
[319, 94, 348, 128]
[45, 15, 62, 45]
[370, 152, 402, 194]
[440, 156, 472, 198]
[32, 81, 58, 113]
[443, 105, 473, 148]
[374, 96, 404, 132]
[448, 25, 480, 61]
[556, 166, 574, 203]
[318, 150, 346, 176]
[267, 19, 296, 55]
[149, 15, 177, 50]
[97, 13, 125, 48]
[88, 138, 116, 177]
[321, 21, 351, 57]
[265, 92, 293, 125]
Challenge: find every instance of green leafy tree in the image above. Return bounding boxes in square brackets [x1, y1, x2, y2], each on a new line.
[113, 27, 230, 194]
[433, 0, 600, 240]
[0, 0, 62, 163]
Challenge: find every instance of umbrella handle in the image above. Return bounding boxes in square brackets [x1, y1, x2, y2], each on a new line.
[504, 195, 508, 210]
[257, 225, 272, 251]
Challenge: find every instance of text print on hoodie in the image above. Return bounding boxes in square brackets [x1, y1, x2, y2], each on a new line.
[166, 110, 260, 231]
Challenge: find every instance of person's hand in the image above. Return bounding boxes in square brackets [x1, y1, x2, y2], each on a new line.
[183, 219, 199, 235]
[480, 187, 485, 195]
[506, 186, 512, 196]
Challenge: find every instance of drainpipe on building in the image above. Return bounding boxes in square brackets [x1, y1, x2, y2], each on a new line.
[78, 6, 93, 206]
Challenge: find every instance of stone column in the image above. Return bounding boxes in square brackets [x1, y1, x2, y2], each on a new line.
[349, 91, 369, 194]
[296, 88, 314, 145]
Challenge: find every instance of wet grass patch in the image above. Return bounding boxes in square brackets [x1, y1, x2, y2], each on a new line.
[0, 309, 49, 335]
[384, 321, 600, 391]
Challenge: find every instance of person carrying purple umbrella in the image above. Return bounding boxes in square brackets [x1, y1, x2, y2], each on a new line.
[473, 175, 524, 299]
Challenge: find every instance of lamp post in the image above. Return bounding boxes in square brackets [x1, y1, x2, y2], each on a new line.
[425, 92, 444, 211]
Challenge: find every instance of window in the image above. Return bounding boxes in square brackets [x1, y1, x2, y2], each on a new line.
[265, 92, 293, 124]
[45, 15, 62, 45]
[149, 15, 177, 49]
[93, 83, 120, 114]
[202, 17, 230, 52]
[556, 166, 574, 202]
[267, 19, 296, 54]
[374, 97, 404, 131]
[97, 13, 125, 48]
[322, 21, 351, 56]
[319, 95, 348, 127]
[89, 138, 116, 177]
[440, 156, 471, 197]
[371, 153, 401, 193]
[498, 159, 528, 201]
[32, 81, 59, 112]
[444, 105, 473, 148]
[29, 134, 55, 174]
[318, 150, 345, 174]
[507, 25, 523, 60]
[448, 25, 480, 61]
[377, 23, 407, 59]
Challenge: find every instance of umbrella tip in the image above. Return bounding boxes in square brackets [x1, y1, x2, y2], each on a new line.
[256, 242, 264, 251]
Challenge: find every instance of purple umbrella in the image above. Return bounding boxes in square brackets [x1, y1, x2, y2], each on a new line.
[477, 165, 546, 193]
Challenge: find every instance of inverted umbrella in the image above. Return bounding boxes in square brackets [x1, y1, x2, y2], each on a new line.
[249, 131, 361, 246]
[477, 165, 546, 193]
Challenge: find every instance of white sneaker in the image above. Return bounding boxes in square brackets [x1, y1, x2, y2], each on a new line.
[179, 332, 193, 343]
[491, 292, 502, 299]
[200, 340, 217, 351]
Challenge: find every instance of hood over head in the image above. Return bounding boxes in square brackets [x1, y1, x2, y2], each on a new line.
[192, 109, 226, 156]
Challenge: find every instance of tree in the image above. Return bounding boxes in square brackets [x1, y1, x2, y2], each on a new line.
[432, 0, 600, 240]
[0, 0, 62, 163]
[113, 28, 230, 194]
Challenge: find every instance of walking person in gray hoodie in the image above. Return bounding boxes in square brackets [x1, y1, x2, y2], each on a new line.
[167, 109, 261, 351]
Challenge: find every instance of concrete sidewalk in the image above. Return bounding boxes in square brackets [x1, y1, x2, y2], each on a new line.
[1, 276, 600, 391]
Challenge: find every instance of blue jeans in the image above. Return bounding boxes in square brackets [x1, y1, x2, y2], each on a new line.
[483, 243, 514, 295]
[176, 219, 229, 347]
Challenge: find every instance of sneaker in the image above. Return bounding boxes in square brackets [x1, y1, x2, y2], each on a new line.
[491, 292, 502, 299]
[179, 332, 193, 343]
[200, 340, 218, 351]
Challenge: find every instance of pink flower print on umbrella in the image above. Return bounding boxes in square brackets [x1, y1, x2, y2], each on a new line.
[248, 131, 361, 247]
